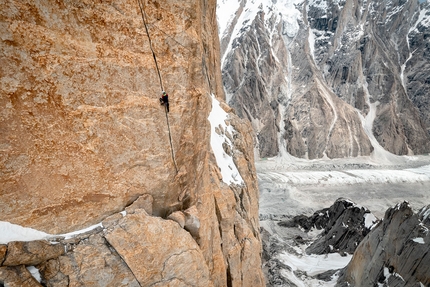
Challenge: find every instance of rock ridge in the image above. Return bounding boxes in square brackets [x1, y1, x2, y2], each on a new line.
[338, 202, 430, 286]
[278, 198, 379, 255]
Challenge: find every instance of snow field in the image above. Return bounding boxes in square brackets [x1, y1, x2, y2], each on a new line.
[258, 165, 430, 186]
[262, 219, 353, 287]
[280, 251, 352, 277]
[218, 0, 302, 67]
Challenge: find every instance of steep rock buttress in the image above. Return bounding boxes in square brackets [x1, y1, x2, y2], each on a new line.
[0, 0, 264, 286]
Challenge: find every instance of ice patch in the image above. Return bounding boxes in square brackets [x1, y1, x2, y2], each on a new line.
[420, 206, 430, 221]
[364, 213, 378, 229]
[412, 237, 425, 244]
[309, 28, 317, 65]
[383, 266, 405, 283]
[27, 266, 42, 283]
[409, 5, 430, 34]
[208, 94, 244, 185]
[58, 223, 103, 240]
[308, 0, 328, 10]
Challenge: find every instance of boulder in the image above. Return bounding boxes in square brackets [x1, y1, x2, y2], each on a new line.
[183, 205, 201, 239]
[3, 241, 64, 267]
[39, 234, 140, 287]
[125, 193, 153, 215]
[0, 265, 42, 287]
[167, 211, 186, 228]
[104, 211, 213, 287]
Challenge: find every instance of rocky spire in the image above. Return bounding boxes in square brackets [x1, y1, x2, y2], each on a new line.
[338, 202, 430, 286]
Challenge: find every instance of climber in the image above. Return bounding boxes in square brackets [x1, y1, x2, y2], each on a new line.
[159, 91, 169, 112]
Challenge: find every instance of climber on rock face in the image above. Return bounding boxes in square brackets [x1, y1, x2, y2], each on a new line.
[159, 91, 169, 112]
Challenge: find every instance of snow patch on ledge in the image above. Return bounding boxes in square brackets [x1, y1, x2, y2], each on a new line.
[208, 94, 244, 185]
[27, 266, 42, 283]
[59, 223, 103, 240]
[0, 221, 103, 244]
[0, 221, 50, 244]
[412, 237, 425, 244]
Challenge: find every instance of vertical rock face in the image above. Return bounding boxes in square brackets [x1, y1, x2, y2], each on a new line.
[338, 202, 430, 287]
[0, 0, 264, 286]
[219, 0, 430, 159]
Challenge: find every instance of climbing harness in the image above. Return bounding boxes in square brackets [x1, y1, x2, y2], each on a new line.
[137, 0, 178, 174]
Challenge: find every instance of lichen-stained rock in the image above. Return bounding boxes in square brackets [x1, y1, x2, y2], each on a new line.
[3, 240, 64, 267]
[0, 265, 42, 287]
[39, 234, 140, 287]
[104, 211, 213, 287]
[338, 202, 430, 286]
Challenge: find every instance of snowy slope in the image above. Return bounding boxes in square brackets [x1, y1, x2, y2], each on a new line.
[208, 94, 244, 185]
[218, 0, 302, 67]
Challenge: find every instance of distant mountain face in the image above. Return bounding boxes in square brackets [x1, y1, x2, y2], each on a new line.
[218, 0, 430, 159]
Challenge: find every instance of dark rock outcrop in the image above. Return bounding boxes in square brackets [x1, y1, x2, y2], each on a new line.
[278, 198, 379, 255]
[338, 202, 430, 286]
[2, 241, 64, 267]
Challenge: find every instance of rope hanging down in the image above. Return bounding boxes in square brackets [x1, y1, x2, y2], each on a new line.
[137, 0, 164, 92]
[137, 0, 178, 174]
